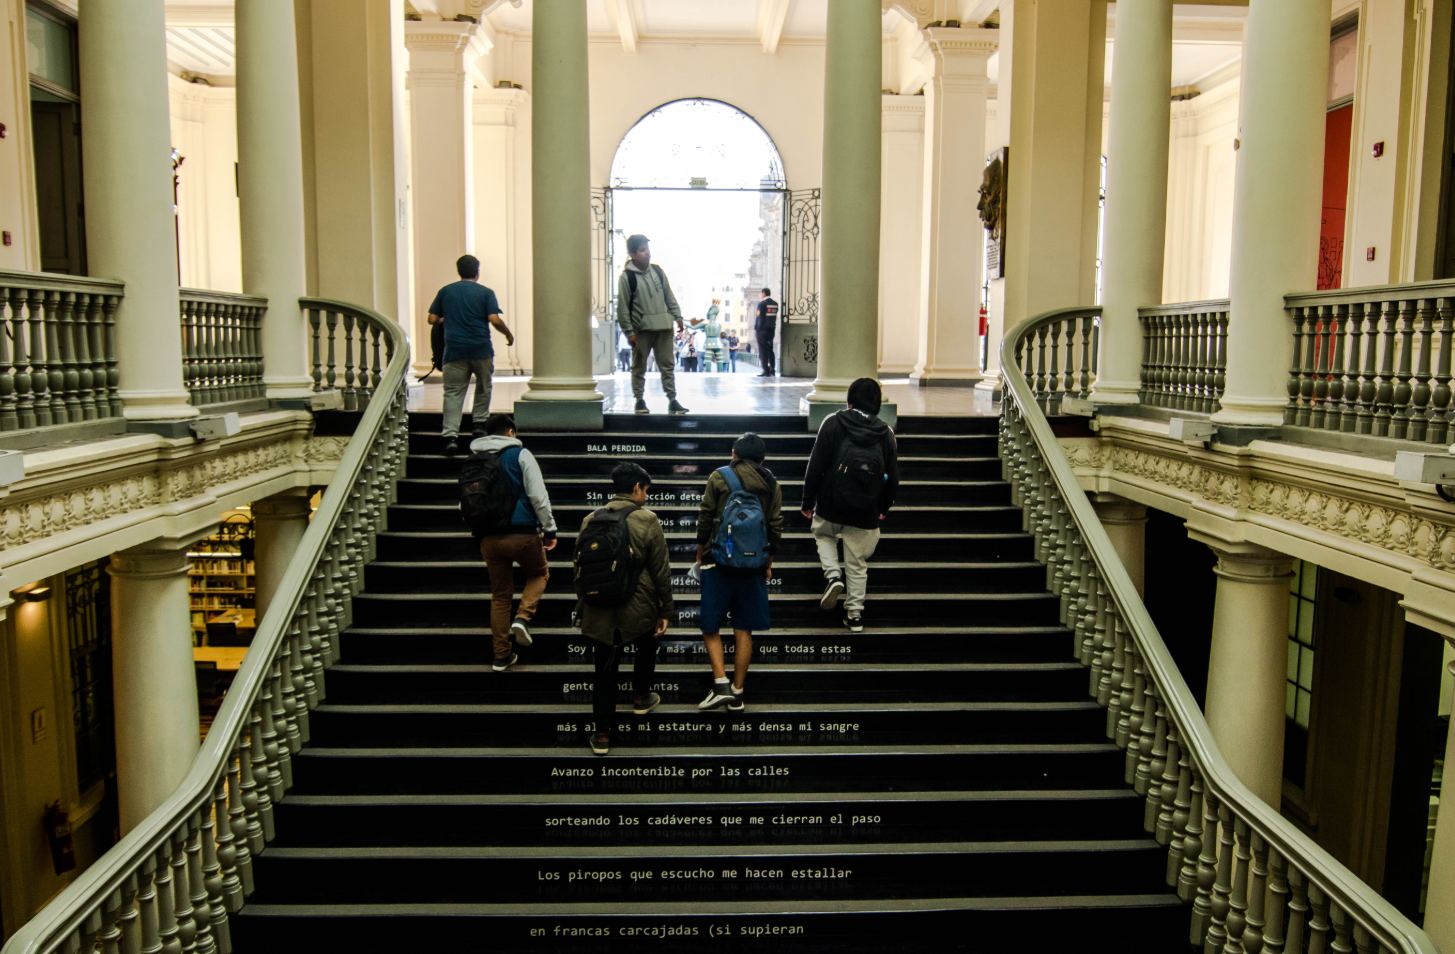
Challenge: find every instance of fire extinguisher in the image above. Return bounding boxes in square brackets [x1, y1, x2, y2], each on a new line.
[978, 304, 989, 337]
[45, 800, 76, 874]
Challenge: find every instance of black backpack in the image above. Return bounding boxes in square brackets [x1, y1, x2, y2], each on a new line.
[825, 431, 887, 514]
[459, 449, 519, 534]
[574, 504, 641, 607]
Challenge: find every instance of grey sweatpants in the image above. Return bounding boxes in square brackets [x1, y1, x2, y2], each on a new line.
[812, 516, 881, 614]
[442, 357, 493, 438]
[630, 329, 677, 400]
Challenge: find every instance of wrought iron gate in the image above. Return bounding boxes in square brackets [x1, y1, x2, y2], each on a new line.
[782, 188, 820, 324]
[590, 186, 614, 321]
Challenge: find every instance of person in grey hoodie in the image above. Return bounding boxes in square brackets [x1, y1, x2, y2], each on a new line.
[469, 413, 558, 671]
[616, 234, 689, 415]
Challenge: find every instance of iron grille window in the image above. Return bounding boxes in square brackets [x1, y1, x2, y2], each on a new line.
[65, 559, 114, 792]
[1284, 559, 1318, 787]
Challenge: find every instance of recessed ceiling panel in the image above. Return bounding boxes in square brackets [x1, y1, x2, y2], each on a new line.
[166, 26, 236, 74]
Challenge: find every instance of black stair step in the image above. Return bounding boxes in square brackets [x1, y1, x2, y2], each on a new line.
[319, 663, 1092, 705]
[361, 560, 1049, 595]
[269, 789, 1148, 847]
[373, 531, 1036, 563]
[406, 453, 996, 481]
[387, 503, 1024, 533]
[407, 412, 813, 435]
[245, 840, 1174, 906]
[396, 477, 1012, 506]
[893, 415, 1001, 435]
[408, 430, 997, 459]
[302, 700, 1110, 748]
[286, 745, 1132, 796]
[346, 590, 1063, 628]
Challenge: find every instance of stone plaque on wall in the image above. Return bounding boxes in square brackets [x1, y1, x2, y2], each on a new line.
[979, 146, 1008, 280]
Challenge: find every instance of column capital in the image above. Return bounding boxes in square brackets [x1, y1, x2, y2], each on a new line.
[1089, 493, 1148, 526]
[922, 26, 998, 73]
[1190, 535, 1294, 583]
[251, 488, 313, 520]
[880, 93, 925, 132]
[109, 544, 192, 579]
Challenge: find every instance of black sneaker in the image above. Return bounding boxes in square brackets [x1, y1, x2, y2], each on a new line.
[820, 575, 845, 610]
[668, 400, 689, 415]
[698, 682, 735, 710]
[510, 617, 533, 647]
[633, 692, 661, 715]
[590, 732, 611, 756]
[492, 652, 519, 672]
[442, 439, 461, 457]
[844, 613, 864, 633]
[727, 684, 745, 712]
[635, 399, 650, 414]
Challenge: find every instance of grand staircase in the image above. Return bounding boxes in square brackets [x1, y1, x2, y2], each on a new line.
[231, 411, 1188, 952]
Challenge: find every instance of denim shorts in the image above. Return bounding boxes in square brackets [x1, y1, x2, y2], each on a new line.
[698, 567, 771, 633]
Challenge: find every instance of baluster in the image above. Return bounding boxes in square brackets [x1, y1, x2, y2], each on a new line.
[1287, 867, 1310, 954]
[193, 300, 211, 405]
[218, 301, 234, 403]
[1308, 881, 1331, 954]
[309, 307, 323, 391]
[43, 289, 67, 423]
[97, 887, 123, 954]
[1244, 831, 1269, 954]
[1298, 306, 1319, 427]
[8, 288, 32, 428]
[1179, 767, 1205, 903]
[1391, 299, 1418, 439]
[1157, 717, 1182, 846]
[0, 289, 15, 430]
[270, 655, 296, 789]
[1207, 802, 1236, 953]
[1225, 818, 1250, 953]
[1094, 579, 1114, 706]
[156, 841, 181, 954]
[186, 812, 217, 954]
[57, 291, 82, 420]
[1213, 309, 1229, 412]
[1080, 563, 1100, 670]
[78, 905, 105, 954]
[257, 674, 285, 806]
[198, 799, 228, 952]
[1033, 324, 1048, 408]
[324, 309, 339, 390]
[1373, 300, 1399, 436]
[29, 289, 52, 426]
[181, 299, 199, 405]
[1409, 298, 1436, 441]
[138, 855, 162, 954]
[1264, 847, 1288, 954]
[1287, 307, 1308, 426]
[237, 722, 265, 858]
[249, 701, 277, 843]
[104, 295, 123, 417]
[229, 303, 246, 401]
[207, 301, 224, 404]
[1194, 311, 1213, 412]
[1351, 924, 1375, 954]
[1139, 314, 1153, 403]
[288, 619, 314, 741]
[1046, 320, 1063, 413]
[343, 310, 358, 410]
[226, 739, 254, 898]
[1357, 301, 1379, 434]
[1338, 302, 1360, 432]
[1309, 305, 1331, 430]
[1430, 297, 1455, 444]
[1182, 313, 1198, 409]
[1166, 314, 1182, 408]
[1141, 686, 1167, 831]
[1061, 319, 1077, 398]
[1328, 901, 1354, 954]
[1124, 643, 1146, 784]
[1105, 615, 1126, 738]
[170, 829, 197, 954]
[1079, 314, 1094, 397]
[73, 292, 97, 420]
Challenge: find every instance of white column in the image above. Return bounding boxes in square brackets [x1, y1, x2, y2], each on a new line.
[237, 0, 313, 399]
[912, 28, 997, 388]
[109, 543, 201, 832]
[473, 87, 532, 376]
[252, 490, 312, 619]
[1197, 538, 1294, 806]
[1213, 0, 1330, 426]
[1425, 638, 1455, 951]
[517, 0, 602, 429]
[77, 0, 196, 422]
[877, 95, 925, 377]
[406, 19, 488, 358]
[1090, 493, 1147, 596]
[1093, 0, 1173, 403]
[807, 1, 883, 413]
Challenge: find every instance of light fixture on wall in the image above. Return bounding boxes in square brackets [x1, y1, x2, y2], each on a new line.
[12, 583, 53, 602]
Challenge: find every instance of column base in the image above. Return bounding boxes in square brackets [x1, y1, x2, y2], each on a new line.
[974, 373, 1002, 393]
[513, 398, 604, 431]
[264, 375, 317, 402]
[911, 374, 984, 388]
[119, 393, 200, 422]
[1088, 380, 1142, 405]
[1211, 400, 1287, 428]
[802, 398, 898, 430]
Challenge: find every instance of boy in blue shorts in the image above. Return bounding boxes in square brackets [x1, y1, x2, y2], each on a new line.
[694, 433, 783, 712]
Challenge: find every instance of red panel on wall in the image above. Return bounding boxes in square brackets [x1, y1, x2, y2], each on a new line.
[1319, 104, 1353, 290]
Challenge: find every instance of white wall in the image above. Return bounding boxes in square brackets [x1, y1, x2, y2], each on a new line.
[1162, 73, 1240, 303]
[880, 95, 924, 375]
[472, 86, 533, 374]
[168, 74, 243, 293]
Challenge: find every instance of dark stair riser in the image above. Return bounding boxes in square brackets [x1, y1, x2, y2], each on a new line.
[374, 533, 1036, 563]
[387, 504, 1025, 533]
[395, 478, 1014, 506]
[362, 561, 1049, 594]
[337, 629, 1076, 666]
[286, 748, 1132, 796]
[346, 593, 1063, 628]
[247, 842, 1175, 905]
[301, 703, 1113, 747]
[408, 431, 998, 459]
[407, 455, 998, 481]
[269, 791, 1150, 847]
[407, 413, 815, 435]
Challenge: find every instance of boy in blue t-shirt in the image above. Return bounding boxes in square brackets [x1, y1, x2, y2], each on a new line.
[427, 254, 516, 456]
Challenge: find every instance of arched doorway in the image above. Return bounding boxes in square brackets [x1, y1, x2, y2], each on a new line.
[590, 99, 818, 377]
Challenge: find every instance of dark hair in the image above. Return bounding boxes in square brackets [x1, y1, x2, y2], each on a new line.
[456, 254, 480, 279]
[626, 234, 650, 254]
[761, 287, 772, 296]
[484, 413, 515, 436]
[847, 377, 882, 415]
[611, 462, 651, 494]
[733, 432, 767, 463]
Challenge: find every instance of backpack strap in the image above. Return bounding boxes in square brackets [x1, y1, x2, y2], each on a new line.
[625, 270, 639, 325]
[718, 464, 746, 496]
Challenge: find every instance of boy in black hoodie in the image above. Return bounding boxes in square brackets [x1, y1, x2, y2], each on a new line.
[801, 378, 899, 632]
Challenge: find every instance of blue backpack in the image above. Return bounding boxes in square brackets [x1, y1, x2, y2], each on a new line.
[711, 466, 770, 570]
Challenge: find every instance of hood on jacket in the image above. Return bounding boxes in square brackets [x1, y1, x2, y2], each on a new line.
[730, 459, 778, 494]
[837, 407, 890, 446]
[468, 434, 522, 454]
[624, 261, 649, 274]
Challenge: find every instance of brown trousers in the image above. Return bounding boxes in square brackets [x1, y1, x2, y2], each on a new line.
[478, 533, 549, 657]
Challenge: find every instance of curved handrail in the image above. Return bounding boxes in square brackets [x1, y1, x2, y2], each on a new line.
[1001, 305, 1438, 954]
[2, 298, 409, 954]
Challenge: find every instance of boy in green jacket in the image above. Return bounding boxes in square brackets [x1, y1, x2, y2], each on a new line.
[576, 463, 674, 756]
[616, 234, 689, 416]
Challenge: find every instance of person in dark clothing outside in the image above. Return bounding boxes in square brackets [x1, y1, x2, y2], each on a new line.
[428, 254, 516, 456]
[695, 433, 783, 711]
[576, 463, 674, 756]
[470, 414, 557, 670]
[801, 378, 899, 632]
[755, 287, 778, 377]
[616, 234, 689, 415]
